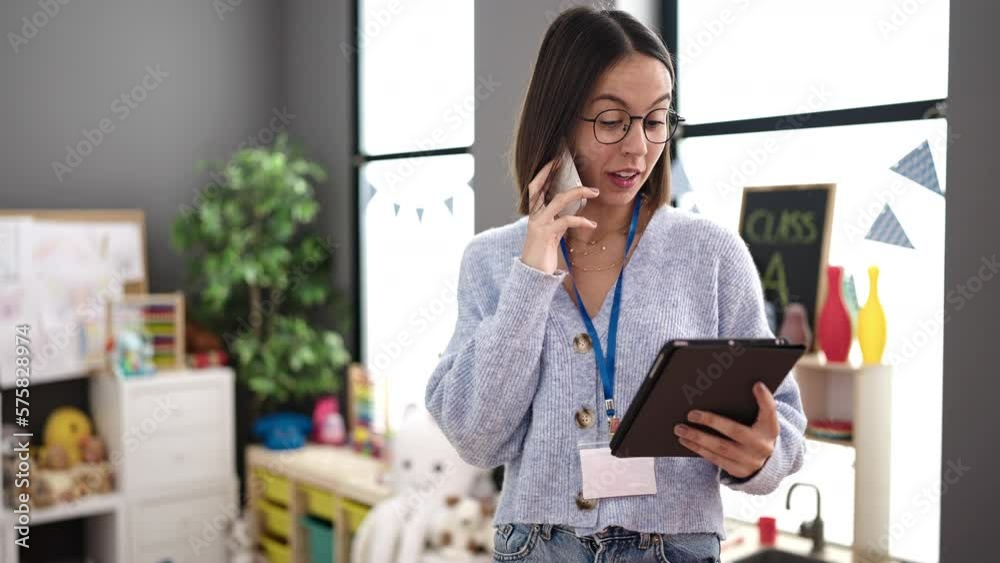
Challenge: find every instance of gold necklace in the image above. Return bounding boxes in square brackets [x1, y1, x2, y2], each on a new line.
[566, 227, 629, 256]
[566, 208, 649, 272]
[567, 241, 640, 272]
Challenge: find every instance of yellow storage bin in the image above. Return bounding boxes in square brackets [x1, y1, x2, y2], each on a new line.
[302, 485, 336, 521]
[342, 499, 371, 533]
[260, 535, 292, 563]
[255, 468, 292, 506]
[257, 498, 292, 540]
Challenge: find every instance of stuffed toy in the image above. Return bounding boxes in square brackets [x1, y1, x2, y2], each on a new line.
[185, 320, 229, 368]
[313, 396, 347, 446]
[111, 329, 156, 377]
[32, 457, 77, 507]
[80, 435, 107, 464]
[73, 462, 114, 497]
[227, 514, 266, 563]
[21, 412, 117, 508]
[43, 407, 93, 467]
[350, 406, 489, 563]
[73, 438, 114, 496]
[186, 319, 223, 352]
[424, 495, 495, 560]
[42, 443, 71, 470]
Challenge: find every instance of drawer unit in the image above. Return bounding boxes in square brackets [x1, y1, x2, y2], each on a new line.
[130, 483, 237, 562]
[126, 430, 230, 491]
[92, 369, 236, 495]
[256, 468, 293, 506]
[258, 498, 293, 539]
[302, 485, 336, 521]
[86, 368, 238, 563]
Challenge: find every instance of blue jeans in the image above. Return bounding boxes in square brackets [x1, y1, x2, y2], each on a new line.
[492, 524, 720, 563]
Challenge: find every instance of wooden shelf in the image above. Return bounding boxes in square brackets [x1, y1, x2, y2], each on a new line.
[247, 444, 390, 507]
[246, 444, 392, 563]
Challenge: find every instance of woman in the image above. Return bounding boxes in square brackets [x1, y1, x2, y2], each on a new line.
[426, 7, 806, 562]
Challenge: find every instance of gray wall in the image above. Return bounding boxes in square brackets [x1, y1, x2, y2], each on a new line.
[282, 0, 356, 349]
[941, 1, 1000, 560]
[0, 0, 283, 293]
[473, 0, 597, 232]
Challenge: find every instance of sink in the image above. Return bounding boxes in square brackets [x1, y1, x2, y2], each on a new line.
[733, 548, 827, 563]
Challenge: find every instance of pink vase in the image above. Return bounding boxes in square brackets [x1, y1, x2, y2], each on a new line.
[818, 266, 852, 363]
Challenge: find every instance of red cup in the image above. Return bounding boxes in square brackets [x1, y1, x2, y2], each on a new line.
[758, 516, 777, 546]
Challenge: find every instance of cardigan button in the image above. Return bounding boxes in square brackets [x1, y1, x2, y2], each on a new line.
[574, 407, 595, 429]
[573, 333, 592, 353]
[575, 490, 598, 511]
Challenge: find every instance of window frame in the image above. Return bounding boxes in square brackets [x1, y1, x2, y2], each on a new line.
[660, 0, 947, 141]
[350, 0, 475, 361]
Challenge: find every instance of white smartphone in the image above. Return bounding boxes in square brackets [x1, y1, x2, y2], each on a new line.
[548, 147, 586, 217]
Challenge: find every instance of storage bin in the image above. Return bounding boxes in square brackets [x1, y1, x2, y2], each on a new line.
[260, 535, 292, 563]
[302, 515, 335, 563]
[255, 468, 292, 506]
[257, 498, 292, 539]
[302, 484, 336, 521]
[341, 498, 371, 533]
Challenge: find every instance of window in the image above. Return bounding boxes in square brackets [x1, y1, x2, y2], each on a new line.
[681, 119, 947, 555]
[359, 0, 474, 154]
[667, 2, 949, 561]
[355, 0, 475, 432]
[676, 0, 949, 124]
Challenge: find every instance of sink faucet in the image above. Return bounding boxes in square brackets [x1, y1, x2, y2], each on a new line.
[786, 482, 824, 555]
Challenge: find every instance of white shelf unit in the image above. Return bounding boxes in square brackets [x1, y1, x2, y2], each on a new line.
[29, 492, 123, 526]
[794, 354, 893, 563]
[1, 367, 237, 563]
[0, 364, 98, 390]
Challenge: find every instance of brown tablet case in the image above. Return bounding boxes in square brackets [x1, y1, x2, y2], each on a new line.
[610, 339, 805, 458]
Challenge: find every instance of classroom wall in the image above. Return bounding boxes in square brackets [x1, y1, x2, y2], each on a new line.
[0, 0, 284, 295]
[282, 0, 356, 346]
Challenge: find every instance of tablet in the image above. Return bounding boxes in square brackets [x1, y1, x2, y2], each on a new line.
[609, 338, 805, 458]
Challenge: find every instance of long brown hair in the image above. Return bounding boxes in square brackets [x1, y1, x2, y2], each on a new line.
[513, 7, 676, 216]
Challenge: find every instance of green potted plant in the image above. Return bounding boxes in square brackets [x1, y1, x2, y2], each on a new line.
[171, 133, 351, 413]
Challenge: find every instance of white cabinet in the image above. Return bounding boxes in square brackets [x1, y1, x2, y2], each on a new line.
[91, 367, 238, 563]
[128, 484, 236, 563]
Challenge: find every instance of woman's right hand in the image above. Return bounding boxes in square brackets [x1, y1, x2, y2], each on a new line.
[520, 159, 600, 275]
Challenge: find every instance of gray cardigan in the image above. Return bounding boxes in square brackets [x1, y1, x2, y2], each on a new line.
[426, 204, 806, 537]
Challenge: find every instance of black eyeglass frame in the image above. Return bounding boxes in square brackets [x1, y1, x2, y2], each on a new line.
[579, 108, 686, 145]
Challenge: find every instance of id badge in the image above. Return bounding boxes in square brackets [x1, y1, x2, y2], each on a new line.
[578, 441, 657, 499]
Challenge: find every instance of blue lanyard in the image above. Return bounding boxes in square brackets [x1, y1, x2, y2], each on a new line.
[558, 196, 643, 435]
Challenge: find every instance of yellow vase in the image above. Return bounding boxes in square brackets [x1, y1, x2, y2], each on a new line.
[857, 266, 887, 364]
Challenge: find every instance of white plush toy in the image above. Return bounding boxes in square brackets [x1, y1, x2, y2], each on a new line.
[425, 495, 495, 560]
[227, 514, 266, 563]
[351, 406, 485, 563]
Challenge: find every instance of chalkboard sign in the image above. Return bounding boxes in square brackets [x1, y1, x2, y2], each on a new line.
[738, 184, 835, 342]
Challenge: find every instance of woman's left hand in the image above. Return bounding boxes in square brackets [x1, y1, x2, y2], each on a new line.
[673, 381, 779, 479]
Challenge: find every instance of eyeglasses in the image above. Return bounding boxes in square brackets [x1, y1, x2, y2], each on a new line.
[579, 108, 685, 145]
